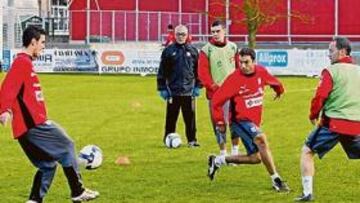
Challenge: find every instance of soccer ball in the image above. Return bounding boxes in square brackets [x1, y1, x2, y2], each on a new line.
[78, 145, 103, 170]
[165, 133, 182, 148]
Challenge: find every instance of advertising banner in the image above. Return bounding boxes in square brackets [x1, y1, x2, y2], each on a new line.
[96, 48, 161, 75]
[4, 49, 55, 72]
[2, 47, 345, 76]
[33, 49, 55, 72]
[2, 49, 11, 71]
[3, 49, 98, 73]
[257, 50, 288, 67]
[53, 49, 98, 72]
[257, 49, 330, 76]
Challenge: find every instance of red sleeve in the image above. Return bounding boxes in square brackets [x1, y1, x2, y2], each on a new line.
[262, 68, 285, 95]
[186, 35, 192, 44]
[164, 33, 175, 47]
[198, 51, 216, 90]
[0, 59, 29, 113]
[211, 71, 240, 123]
[309, 69, 333, 120]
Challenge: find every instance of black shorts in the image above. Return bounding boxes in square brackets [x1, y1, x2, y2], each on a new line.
[305, 126, 360, 159]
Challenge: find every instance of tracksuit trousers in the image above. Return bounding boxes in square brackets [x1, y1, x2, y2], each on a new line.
[18, 121, 84, 203]
[163, 96, 197, 143]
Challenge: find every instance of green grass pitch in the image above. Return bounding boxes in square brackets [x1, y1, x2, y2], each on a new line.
[1, 73, 359, 202]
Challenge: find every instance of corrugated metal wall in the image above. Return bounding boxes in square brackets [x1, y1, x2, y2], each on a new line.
[69, 0, 360, 42]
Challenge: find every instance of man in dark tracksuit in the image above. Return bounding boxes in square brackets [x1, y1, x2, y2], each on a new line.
[157, 25, 201, 147]
[0, 26, 98, 203]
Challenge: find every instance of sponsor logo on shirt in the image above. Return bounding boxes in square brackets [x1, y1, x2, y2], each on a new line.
[238, 85, 249, 95]
[245, 96, 263, 108]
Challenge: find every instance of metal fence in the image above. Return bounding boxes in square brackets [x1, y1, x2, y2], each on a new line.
[3, 8, 360, 49]
[69, 10, 208, 43]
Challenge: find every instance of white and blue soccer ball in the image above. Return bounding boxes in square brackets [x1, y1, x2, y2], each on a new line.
[165, 133, 182, 148]
[78, 145, 103, 170]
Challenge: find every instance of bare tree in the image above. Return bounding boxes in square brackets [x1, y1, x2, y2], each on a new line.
[209, 0, 312, 48]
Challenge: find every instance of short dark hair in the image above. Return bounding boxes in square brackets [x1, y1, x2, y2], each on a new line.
[22, 26, 46, 47]
[211, 20, 226, 28]
[333, 36, 351, 56]
[239, 48, 256, 61]
[167, 24, 174, 30]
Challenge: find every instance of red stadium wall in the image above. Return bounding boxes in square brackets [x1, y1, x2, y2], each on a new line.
[69, 0, 206, 41]
[339, 0, 360, 36]
[70, 0, 135, 10]
[290, 0, 335, 41]
[69, 0, 360, 42]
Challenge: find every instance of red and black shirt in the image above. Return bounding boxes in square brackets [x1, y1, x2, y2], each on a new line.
[0, 53, 47, 138]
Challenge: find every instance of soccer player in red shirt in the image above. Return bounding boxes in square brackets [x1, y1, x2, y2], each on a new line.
[295, 37, 360, 202]
[163, 24, 176, 47]
[0, 26, 99, 203]
[207, 48, 290, 192]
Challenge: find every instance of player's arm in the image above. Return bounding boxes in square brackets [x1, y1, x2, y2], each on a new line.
[192, 47, 202, 88]
[198, 51, 218, 91]
[309, 69, 333, 124]
[211, 71, 240, 128]
[157, 49, 169, 91]
[0, 60, 28, 125]
[263, 68, 285, 100]
[163, 34, 171, 47]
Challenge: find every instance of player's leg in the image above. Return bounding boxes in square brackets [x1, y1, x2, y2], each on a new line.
[253, 133, 289, 192]
[295, 127, 339, 201]
[164, 96, 181, 142]
[254, 133, 275, 174]
[339, 135, 360, 159]
[18, 129, 58, 203]
[23, 121, 99, 202]
[181, 96, 199, 147]
[231, 135, 241, 155]
[223, 120, 261, 165]
[295, 145, 315, 201]
[209, 100, 230, 155]
[227, 101, 240, 155]
[224, 152, 261, 164]
[48, 122, 100, 202]
[207, 121, 260, 181]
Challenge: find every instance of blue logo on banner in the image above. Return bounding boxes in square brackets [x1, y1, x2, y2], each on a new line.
[352, 51, 360, 57]
[257, 51, 288, 67]
[2, 50, 11, 71]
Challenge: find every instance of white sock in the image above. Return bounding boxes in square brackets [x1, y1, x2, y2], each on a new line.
[215, 155, 227, 166]
[270, 172, 280, 182]
[220, 149, 227, 156]
[231, 145, 239, 155]
[302, 176, 313, 196]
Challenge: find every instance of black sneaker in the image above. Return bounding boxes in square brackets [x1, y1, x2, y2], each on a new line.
[294, 193, 313, 202]
[207, 155, 219, 181]
[188, 141, 200, 147]
[272, 177, 290, 192]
